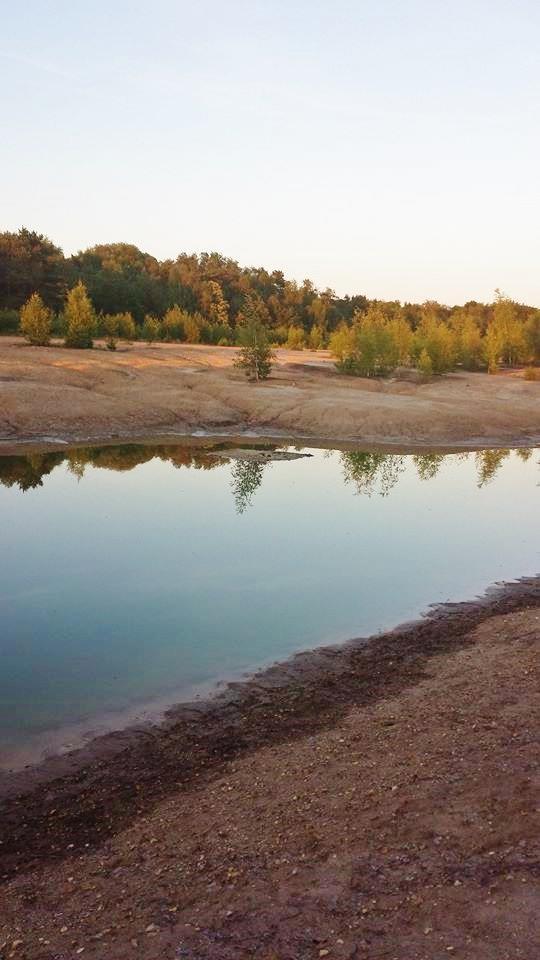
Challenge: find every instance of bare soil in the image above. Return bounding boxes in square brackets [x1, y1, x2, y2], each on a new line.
[1, 579, 538, 959]
[0, 339, 539, 451]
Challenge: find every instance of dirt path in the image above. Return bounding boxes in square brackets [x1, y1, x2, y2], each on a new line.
[1, 339, 539, 451]
[1, 580, 538, 959]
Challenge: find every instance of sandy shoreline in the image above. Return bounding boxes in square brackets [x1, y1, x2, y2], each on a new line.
[1, 338, 539, 453]
[1, 577, 538, 958]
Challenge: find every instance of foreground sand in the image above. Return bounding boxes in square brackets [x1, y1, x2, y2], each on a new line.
[1, 338, 539, 451]
[1, 581, 538, 959]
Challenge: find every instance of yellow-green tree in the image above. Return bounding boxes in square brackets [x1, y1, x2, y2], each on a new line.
[183, 312, 202, 343]
[117, 312, 136, 341]
[286, 325, 305, 350]
[417, 347, 433, 377]
[524, 310, 540, 364]
[203, 280, 229, 326]
[308, 324, 325, 350]
[142, 314, 161, 343]
[485, 291, 527, 371]
[19, 292, 52, 345]
[64, 281, 95, 349]
[162, 305, 186, 341]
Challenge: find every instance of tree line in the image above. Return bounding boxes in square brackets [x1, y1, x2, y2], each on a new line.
[1, 227, 539, 376]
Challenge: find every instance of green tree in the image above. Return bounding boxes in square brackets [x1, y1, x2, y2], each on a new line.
[524, 310, 540, 364]
[235, 308, 274, 381]
[64, 281, 95, 349]
[0, 228, 65, 309]
[19, 292, 53, 345]
[103, 314, 119, 350]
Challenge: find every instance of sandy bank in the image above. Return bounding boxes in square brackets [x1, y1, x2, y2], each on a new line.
[0, 578, 538, 958]
[1, 338, 539, 453]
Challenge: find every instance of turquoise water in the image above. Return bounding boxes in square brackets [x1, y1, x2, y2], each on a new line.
[0, 443, 538, 764]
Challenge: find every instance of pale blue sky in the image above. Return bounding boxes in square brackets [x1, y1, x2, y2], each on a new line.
[2, 1, 539, 305]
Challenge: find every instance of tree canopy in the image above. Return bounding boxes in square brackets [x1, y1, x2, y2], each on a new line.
[2, 227, 539, 373]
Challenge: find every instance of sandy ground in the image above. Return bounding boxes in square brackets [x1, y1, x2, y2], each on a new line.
[1, 581, 538, 959]
[0, 338, 539, 451]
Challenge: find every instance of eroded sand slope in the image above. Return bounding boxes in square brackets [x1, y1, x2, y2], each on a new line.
[1, 338, 539, 449]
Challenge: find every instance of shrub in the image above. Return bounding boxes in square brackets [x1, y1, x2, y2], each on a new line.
[523, 366, 539, 381]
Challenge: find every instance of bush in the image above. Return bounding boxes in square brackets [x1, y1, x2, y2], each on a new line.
[523, 366, 539, 381]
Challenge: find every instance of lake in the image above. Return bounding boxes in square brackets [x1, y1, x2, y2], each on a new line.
[0, 442, 538, 768]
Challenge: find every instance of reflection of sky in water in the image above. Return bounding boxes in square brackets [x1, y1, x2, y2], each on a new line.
[0, 446, 538, 754]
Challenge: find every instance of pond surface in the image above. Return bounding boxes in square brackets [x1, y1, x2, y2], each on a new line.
[0, 443, 538, 767]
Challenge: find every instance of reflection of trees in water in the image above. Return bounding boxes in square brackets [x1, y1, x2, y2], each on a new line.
[342, 447, 536, 496]
[475, 449, 510, 487]
[413, 453, 445, 481]
[0, 444, 222, 492]
[341, 452, 406, 496]
[0, 443, 536, 502]
[230, 459, 266, 514]
[0, 451, 65, 490]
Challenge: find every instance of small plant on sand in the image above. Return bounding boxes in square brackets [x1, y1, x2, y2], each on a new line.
[19, 292, 53, 345]
[523, 366, 539, 381]
[235, 318, 274, 381]
[64, 281, 95, 349]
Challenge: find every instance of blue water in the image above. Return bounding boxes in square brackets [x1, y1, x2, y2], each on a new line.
[0, 444, 538, 763]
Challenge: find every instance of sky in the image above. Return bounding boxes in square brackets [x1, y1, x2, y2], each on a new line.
[2, 0, 539, 305]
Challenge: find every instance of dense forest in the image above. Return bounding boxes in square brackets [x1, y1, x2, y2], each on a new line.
[1, 228, 539, 375]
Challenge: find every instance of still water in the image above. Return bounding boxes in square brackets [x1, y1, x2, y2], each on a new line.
[0, 443, 538, 765]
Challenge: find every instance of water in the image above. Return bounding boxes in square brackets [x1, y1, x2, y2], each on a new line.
[0, 443, 538, 766]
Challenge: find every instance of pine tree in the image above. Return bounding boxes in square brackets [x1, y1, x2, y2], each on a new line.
[64, 281, 95, 349]
[19, 292, 52, 345]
